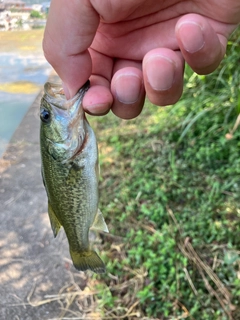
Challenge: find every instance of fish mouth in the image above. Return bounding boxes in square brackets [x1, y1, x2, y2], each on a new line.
[43, 81, 90, 162]
[43, 80, 90, 110]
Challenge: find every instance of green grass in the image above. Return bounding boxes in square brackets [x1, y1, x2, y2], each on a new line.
[87, 29, 240, 319]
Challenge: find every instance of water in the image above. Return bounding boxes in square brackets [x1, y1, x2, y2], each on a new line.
[0, 52, 52, 157]
[24, 0, 50, 5]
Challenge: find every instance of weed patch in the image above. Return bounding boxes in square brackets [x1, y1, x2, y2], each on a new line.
[85, 30, 240, 319]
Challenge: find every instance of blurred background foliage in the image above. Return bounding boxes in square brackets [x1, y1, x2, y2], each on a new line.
[88, 28, 240, 319]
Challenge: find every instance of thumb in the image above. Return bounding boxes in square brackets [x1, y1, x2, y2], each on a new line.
[43, 0, 99, 98]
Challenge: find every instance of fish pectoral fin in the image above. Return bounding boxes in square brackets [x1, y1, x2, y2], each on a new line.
[70, 249, 106, 274]
[90, 209, 109, 233]
[48, 202, 61, 237]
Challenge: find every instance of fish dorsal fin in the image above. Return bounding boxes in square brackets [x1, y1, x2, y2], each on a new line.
[48, 202, 62, 237]
[90, 209, 109, 233]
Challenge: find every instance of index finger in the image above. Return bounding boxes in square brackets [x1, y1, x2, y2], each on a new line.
[42, 0, 99, 98]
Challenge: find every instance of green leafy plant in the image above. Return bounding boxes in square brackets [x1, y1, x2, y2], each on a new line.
[30, 10, 43, 19]
[86, 29, 240, 319]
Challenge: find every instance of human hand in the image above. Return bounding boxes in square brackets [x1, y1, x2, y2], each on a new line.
[43, 0, 240, 119]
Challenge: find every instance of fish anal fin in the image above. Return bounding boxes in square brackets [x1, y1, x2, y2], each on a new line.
[90, 209, 109, 233]
[48, 202, 61, 237]
[70, 249, 106, 274]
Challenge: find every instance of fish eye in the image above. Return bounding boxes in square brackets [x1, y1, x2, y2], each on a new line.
[40, 108, 51, 123]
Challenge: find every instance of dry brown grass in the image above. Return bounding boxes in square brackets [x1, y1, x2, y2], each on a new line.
[167, 207, 236, 320]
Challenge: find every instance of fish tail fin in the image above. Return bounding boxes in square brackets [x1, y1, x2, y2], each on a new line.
[70, 249, 106, 274]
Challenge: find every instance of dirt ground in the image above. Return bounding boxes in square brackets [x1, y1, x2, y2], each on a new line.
[0, 76, 100, 320]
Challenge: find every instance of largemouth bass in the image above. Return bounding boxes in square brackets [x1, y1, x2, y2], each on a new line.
[40, 81, 108, 273]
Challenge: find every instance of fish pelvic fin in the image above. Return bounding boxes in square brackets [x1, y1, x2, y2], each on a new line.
[70, 249, 106, 274]
[48, 202, 61, 237]
[90, 209, 109, 233]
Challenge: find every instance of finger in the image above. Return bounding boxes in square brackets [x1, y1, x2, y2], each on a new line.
[143, 48, 184, 106]
[43, 0, 99, 98]
[90, 0, 147, 22]
[175, 14, 235, 75]
[84, 55, 145, 118]
[82, 48, 113, 116]
[111, 61, 145, 119]
[83, 77, 113, 116]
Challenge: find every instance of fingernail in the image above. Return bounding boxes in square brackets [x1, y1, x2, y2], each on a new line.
[115, 74, 142, 104]
[85, 103, 111, 115]
[146, 56, 175, 91]
[177, 21, 205, 53]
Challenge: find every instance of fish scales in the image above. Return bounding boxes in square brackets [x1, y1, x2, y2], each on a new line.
[40, 81, 108, 273]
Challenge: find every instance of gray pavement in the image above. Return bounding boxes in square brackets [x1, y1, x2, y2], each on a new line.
[0, 81, 92, 319]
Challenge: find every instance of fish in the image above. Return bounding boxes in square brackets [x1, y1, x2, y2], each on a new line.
[40, 80, 108, 274]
